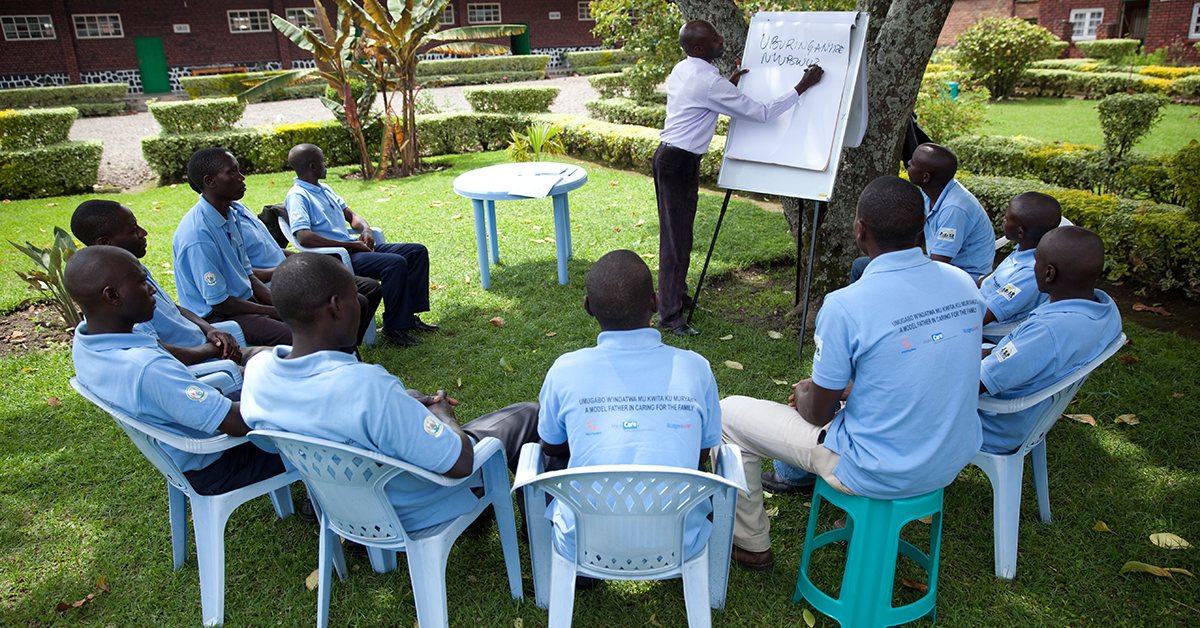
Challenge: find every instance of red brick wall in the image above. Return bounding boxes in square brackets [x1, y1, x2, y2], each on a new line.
[939, 0, 1020, 47]
[438, 0, 602, 49]
[1145, 1, 1200, 64]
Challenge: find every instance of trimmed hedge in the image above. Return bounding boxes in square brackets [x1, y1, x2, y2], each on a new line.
[1013, 69, 1185, 99]
[1175, 75, 1200, 97]
[1139, 65, 1200, 80]
[1029, 58, 1100, 71]
[0, 140, 102, 199]
[0, 84, 127, 117]
[583, 98, 729, 135]
[563, 49, 638, 75]
[463, 86, 560, 113]
[415, 55, 548, 77]
[416, 112, 528, 156]
[179, 72, 325, 101]
[588, 73, 627, 99]
[0, 107, 77, 150]
[423, 70, 545, 87]
[1073, 39, 1141, 61]
[148, 98, 246, 135]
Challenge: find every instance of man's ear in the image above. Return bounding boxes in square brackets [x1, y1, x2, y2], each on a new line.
[583, 295, 595, 318]
[101, 284, 121, 306]
[95, 236, 111, 246]
[202, 173, 215, 190]
[649, 291, 658, 315]
[1043, 263, 1057, 285]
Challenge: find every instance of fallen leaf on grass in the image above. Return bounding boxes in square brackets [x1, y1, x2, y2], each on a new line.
[832, 518, 846, 530]
[488, 317, 505, 327]
[772, 379, 789, 385]
[1173, 393, 1186, 399]
[1121, 560, 1194, 581]
[1118, 355, 1143, 364]
[1065, 413, 1096, 425]
[609, 181, 618, 186]
[46, 397, 62, 406]
[900, 579, 929, 593]
[767, 331, 783, 339]
[450, 213, 462, 220]
[612, 227, 622, 232]
[430, 284, 443, 290]
[1094, 521, 1116, 534]
[634, 220, 645, 227]
[456, 377, 463, 389]
[1150, 533, 1191, 549]
[724, 360, 744, 370]
[719, 334, 733, 341]
[54, 593, 97, 613]
[1132, 302, 1172, 316]
[514, 618, 523, 628]
[499, 357, 515, 372]
[95, 575, 110, 592]
[545, 331, 557, 337]
[1115, 414, 1140, 425]
[765, 506, 779, 517]
[647, 613, 662, 627]
[305, 568, 320, 590]
[802, 608, 816, 627]
[20, 367, 37, 373]
[467, 575, 477, 582]
[46, 202, 58, 207]
[9, 330, 24, 339]
[918, 515, 934, 524]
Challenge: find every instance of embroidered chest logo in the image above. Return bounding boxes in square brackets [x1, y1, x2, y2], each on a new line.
[813, 334, 823, 361]
[998, 283, 1021, 301]
[622, 420, 638, 430]
[423, 416, 445, 437]
[936, 227, 957, 242]
[931, 332, 945, 342]
[185, 385, 208, 402]
[203, 271, 217, 286]
[997, 341, 1018, 362]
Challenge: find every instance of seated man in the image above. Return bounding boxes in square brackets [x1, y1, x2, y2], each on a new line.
[285, 143, 436, 347]
[980, 226, 1122, 453]
[907, 142, 995, 280]
[537, 250, 721, 562]
[240, 253, 550, 532]
[66, 245, 286, 495]
[173, 147, 292, 346]
[69, 199, 267, 367]
[721, 176, 984, 570]
[228, 202, 383, 348]
[979, 192, 1061, 326]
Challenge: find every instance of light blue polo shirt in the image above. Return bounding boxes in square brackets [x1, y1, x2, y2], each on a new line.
[979, 247, 1048, 324]
[814, 248, 984, 500]
[980, 290, 1122, 454]
[923, 178, 995, 279]
[285, 179, 353, 242]
[538, 327, 722, 560]
[72, 322, 231, 472]
[233, 205, 286, 269]
[172, 196, 256, 317]
[241, 347, 474, 532]
[134, 265, 207, 347]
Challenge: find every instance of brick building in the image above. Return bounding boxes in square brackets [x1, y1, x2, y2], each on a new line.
[0, 0, 606, 93]
[1038, 0, 1200, 62]
[938, 0, 1041, 47]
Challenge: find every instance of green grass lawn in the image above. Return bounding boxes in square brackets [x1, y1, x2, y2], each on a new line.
[983, 98, 1200, 155]
[2, 151, 1198, 626]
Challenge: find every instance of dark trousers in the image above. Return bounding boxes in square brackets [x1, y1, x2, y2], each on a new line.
[652, 143, 703, 331]
[184, 442, 287, 495]
[351, 243, 430, 331]
[353, 276, 383, 346]
[206, 300, 292, 346]
[460, 401, 568, 475]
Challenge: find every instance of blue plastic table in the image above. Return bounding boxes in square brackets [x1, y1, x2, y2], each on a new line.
[452, 162, 588, 289]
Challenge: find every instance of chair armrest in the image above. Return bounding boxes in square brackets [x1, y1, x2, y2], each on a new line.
[713, 443, 747, 492]
[299, 245, 352, 268]
[187, 359, 242, 396]
[512, 442, 547, 491]
[352, 227, 386, 245]
[978, 332, 1126, 414]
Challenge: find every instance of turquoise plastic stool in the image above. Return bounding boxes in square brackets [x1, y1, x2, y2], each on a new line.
[793, 478, 944, 627]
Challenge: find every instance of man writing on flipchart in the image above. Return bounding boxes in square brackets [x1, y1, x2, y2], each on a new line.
[654, 19, 823, 337]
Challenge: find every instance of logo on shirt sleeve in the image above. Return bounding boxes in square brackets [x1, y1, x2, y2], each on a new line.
[813, 334, 823, 362]
[996, 341, 1018, 362]
[423, 416, 445, 437]
[997, 283, 1021, 301]
[936, 227, 957, 242]
[186, 385, 208, 401]
[203, 271, 217, 286]
[289, 210, 304, 223]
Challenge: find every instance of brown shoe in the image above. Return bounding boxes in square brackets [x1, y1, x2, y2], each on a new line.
[731, 545, 775, 571]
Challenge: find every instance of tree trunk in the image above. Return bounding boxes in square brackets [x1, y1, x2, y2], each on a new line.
[673, 0, 747, 77]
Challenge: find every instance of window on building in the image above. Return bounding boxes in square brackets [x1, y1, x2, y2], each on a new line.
[578, 2, 593, 21]
[73, 14, 122, 38]
[467, 3, 501, 24]
[1069, 8, 1103, 41]
[440, 5, 455, 25]
[228, 10, 272, 33]
[285, 8, 321, 34]
[1, 15, 55, 40]
[1191, 3, 1200, 40]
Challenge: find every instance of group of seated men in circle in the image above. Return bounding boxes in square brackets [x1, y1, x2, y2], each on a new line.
[65, 141, 1121, 590]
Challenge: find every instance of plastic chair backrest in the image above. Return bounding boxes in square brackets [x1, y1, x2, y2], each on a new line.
[979, 332, 1125, 456]
[530, 465, 742, 579]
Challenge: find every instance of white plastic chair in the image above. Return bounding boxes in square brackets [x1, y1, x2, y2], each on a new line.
[277, 215, 383, 346]
[971, 331, 1126, 579]
[512, 443, 747, 628]
[69, 376, 300, 626]
[247, 430, 523, 628]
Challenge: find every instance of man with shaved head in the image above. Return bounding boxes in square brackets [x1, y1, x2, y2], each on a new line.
[537, 249, 722, 568]
[905, 142, 995, 279]
[654, 19, 824, 336]
[979, 192, 1063, 325]
[978, 226, 1121, 453]
[720, 176, 984, 570]
[66, 245, 287, 495]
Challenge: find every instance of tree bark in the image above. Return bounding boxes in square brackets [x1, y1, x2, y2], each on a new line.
[673, 0, 747, 76]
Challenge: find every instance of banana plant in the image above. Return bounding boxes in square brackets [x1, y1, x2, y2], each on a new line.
[8, 227, 83, 328]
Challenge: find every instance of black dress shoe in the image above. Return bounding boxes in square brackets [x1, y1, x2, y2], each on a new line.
[411, 317, 440, 332]
[760, 471, 815, 495]
[381, 328, 423, 346]
[669, 323, 700, 336]
[299, 497, 318, 525]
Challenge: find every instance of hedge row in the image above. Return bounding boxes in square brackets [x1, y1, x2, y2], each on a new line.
[960, 173, 1200, 299]
[0, 140, 102, 199]
[583, 98, 729, 135]
[463, 86, 560, 113]
[0, 84, 127, 116]
[585, 72, 669, 103]
[179, 72, 325, 101]
[1073, 39, 1140, 61]
[0, 107, 77, 150]
[1014, 68, 1200, 99]
[416, 55, 548, 77]
[562, 49, 638, 75]
[423, 70, 546, 87]
[148, 97, 246, 135]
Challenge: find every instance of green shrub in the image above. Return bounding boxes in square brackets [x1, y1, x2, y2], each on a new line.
[149, 97, 246, 135]
[1097, 93, 1167, 158]
[179, 71, 325, 101]
[414, 112, 527, 156]
[588, 72, 628, 99]
[585, 98, 666, 128]
[1029, 58, 1099, 71]
[1168, 140, 1200, 219]
[421, 70, 545, 87]
[0, 107, 77, 150]
[463, 86, 560, 113]
[1043, 40, 1069, 59]
[563, 49, 638, 74]
[1074, 39, 1141, 62]
[0, 84, 127, 116]
[415, 55, 548, 77]
[954, 17, 1060, 99]
[0, 140, 102, 199]
[1139, 65, 1200, 80]
[915, 65, 990, 143]
[1172, 75, 1200, 97]
[1015, 69, 1089, 97]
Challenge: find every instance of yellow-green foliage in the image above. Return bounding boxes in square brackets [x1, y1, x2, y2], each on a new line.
[1130, 77, 1175, 95]
[0, 107, 77, 150]
[0, 83, 126, 116]
[148, 97, 246, 135]
[0, 140, 102, 199]
[179, 71, 325, 101]
[463, 86, 561, 113]
[1168, 140, 1200, 217]
[1139, 66, 1200, 80]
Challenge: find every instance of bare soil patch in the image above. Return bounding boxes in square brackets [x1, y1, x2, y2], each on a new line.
[0, 301, 74, 360]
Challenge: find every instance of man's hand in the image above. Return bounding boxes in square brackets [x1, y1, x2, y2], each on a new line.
[788, 378, 813, 407]
[794, 64, 824, 96]
[730, 68, 749, 87]
[358, 229, 376, 251]
[206, 329, 242, 362]
[347, 240, 372, 254]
